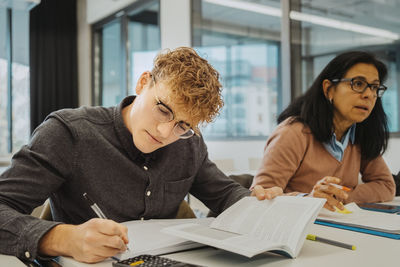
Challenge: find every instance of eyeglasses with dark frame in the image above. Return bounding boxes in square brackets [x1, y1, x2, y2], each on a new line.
[331, 77, 387, 98]
[151, 76, 195, 139]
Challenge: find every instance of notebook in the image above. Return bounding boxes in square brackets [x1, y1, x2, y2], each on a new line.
[316, 202, 400, 239]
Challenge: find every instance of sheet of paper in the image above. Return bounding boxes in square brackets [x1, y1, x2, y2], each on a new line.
[318, 202, 400, 234]
[57, 218, 214, 267]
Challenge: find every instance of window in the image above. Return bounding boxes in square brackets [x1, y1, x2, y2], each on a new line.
[11, 9, 30, 151]
[0, 8, 9, 155]
[192, 0, 281, 138]
[92, 0, 400, 138]
[296, 1, 400, 132]
[128, 7, 160, 93]
[101, 21, 123, 107]
[0, 7, 30, 156]
[93, 0, 160, 107]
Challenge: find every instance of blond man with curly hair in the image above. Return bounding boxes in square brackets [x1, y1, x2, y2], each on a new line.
[0, 47, 281, 263]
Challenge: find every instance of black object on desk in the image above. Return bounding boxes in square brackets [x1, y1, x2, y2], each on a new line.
[358, 203, 400, 214]
[112, 254, 202, 267]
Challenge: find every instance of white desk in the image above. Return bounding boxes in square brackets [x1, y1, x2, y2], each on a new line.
[0, 254, 26, 267]
[2, 223, 397, 267]
[383, 197, 400, 206]
[2, 198, 400, 267]
[166, 223, 399, 267]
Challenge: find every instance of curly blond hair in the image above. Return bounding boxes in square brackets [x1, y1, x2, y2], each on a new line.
[151, 47, 223, 133]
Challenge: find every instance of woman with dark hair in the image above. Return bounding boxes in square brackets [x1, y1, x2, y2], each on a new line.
[252, 51, 395, 211]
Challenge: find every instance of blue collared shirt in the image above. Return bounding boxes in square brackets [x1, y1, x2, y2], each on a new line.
[323, 124, 356, 162]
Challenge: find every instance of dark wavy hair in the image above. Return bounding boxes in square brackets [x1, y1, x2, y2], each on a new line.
[278, 51, 389, 160]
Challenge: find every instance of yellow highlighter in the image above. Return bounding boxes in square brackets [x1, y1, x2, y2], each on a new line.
[329, 184, 352, 214]
[335, 205, 352, 214]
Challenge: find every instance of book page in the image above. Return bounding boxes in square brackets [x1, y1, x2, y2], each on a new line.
[119, 217, 214, 259]
[163, 196, 325, 258]
[318, 202, 400, 234]
[211, 196, 325, 253]
[162, 222, 284, 258]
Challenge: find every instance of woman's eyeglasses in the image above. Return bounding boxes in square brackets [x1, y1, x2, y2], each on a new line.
[331, 77, 387, 98]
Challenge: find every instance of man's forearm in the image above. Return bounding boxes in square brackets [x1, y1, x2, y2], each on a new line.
[0, 203, 60, 260]
[38, 224, 75, 257]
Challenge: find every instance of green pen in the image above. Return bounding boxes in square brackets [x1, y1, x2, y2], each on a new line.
[307, 234, 356, 250]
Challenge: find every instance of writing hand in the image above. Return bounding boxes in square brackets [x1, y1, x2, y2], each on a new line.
[39, 218, 129, 263]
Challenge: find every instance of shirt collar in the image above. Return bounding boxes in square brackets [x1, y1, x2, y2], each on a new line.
[348, 123, 356, 145]
[330, 123, 356, 145]
[114, 96, 157, 162]
[323, 123, 356, 162]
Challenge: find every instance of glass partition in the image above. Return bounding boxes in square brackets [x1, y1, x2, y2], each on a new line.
[0, 8, 9, 155]
[0, 8, 30, 156]
[297, 0, 400, 132]
[95, 0, 160, 107]
[192, 0, 281, 138]
[11, 9, 30, 152]
[101, 21, 123, 107]
[128, 2, 160, 94]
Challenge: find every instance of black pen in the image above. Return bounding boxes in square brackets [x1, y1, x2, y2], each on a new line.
[83, 192, 107, 219]
[83, 192, 130, 251]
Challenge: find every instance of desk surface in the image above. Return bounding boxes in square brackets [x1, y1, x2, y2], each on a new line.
[2, 197, 400, 267]
[0, 254, 25, 267]
[166, 223, 399, 267]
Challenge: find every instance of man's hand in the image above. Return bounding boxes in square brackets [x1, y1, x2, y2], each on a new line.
[39, 218, 129, 263]
[251, 185, 283, 200]
[309, 176, 349, 211]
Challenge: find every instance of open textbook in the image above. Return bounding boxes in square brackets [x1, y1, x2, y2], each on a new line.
[57, 217, 213, 267]
[316, 202, 400, 238]
[163, 196, 326, 258]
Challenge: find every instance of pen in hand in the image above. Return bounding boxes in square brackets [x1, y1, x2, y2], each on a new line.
[329, 184, 351, 192]
[83, 192, 130, 251]
[83, 192, 107, 219]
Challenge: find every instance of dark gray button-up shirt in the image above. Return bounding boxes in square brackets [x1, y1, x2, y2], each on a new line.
[0, 96, 250, 260]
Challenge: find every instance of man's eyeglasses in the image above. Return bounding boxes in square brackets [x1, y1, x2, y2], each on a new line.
[331, 77, 387, 98]
[152, 89, 195, 139]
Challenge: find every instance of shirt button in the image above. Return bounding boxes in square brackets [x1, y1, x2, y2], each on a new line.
[146, 190, 151, 196]
[25, 251, 30, 259]
[143, 166, 148, 171]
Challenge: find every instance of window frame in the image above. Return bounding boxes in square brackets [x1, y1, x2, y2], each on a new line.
[5, 8, 13, 153]
[91, 0, 160, 106]
[0, 8, 14, 158]
[0, 7, 31, 162]
[90, 0, 400, 138]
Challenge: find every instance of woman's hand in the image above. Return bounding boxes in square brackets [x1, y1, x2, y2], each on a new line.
[309, 176, 349, 211]
[251, 185, 283, 200]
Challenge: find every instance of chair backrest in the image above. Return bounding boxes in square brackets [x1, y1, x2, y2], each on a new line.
[393, 172, 400, 196]
[228, 174, 253, 189]
[39, 199, 53, 221]
[175, 200, 196, 219]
